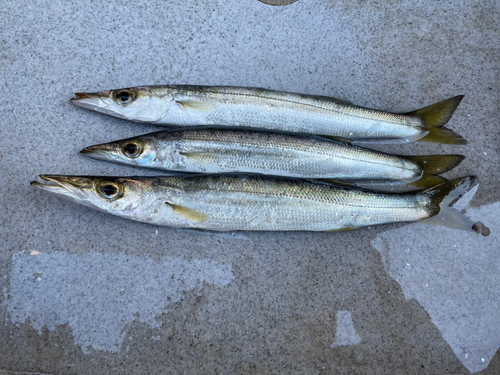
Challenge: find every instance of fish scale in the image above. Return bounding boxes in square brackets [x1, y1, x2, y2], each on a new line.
[165, 176, 430, 231]
[203, 94, 411, 138]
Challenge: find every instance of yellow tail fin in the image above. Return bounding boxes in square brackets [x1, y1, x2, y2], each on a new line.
[408, 154, 465, 188]
[405, 96, 467, 144]
[422, 176, 489, 236]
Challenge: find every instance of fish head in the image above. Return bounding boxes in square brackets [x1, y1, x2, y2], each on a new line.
[31, 176, 163, 221]
[80, 136, 161, 169]
[71, 87, 173, 123]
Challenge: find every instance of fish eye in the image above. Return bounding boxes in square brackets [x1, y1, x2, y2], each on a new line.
[98, 181, 122, 200]
[121, 141, 142, 158]
[115, 89, 134, 106]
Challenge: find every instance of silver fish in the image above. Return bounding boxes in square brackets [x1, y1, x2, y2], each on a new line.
[80, 128, 464, 188]
[71, 86, 466, 144]
[30, 175, 488, 235]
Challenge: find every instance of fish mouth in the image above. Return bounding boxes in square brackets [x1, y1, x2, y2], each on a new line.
[80, 144, 120, 161]
[71, 92, 106, 110]
[31, 175, 94, 199]
[73, 93, 94, 100]
[32, 175, 77, 189]
[71, 91, 129, 119]
[30, 175, 107, 211]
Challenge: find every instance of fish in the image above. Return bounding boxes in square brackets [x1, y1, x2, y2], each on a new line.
[71, 86, 466, 144]
[80, 128, 464, 188]
[30, 175, 489, 235]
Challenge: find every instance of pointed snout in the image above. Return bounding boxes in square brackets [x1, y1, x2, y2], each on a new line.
[31, 175, 93, 189]
[30, 175, 107, 211]
[71, 92, 103, 109]
[80, 142, 121, 161]
[70, 90, 115, 112]
[30, 175, 95, 201]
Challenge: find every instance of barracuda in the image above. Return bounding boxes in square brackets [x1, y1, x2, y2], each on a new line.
[71, 86, 466, 144]
[80, 128, 464, 188]
[30, 175, 488, 235]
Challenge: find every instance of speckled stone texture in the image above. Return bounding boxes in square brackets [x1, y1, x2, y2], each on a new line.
[1, 0, 499, 374]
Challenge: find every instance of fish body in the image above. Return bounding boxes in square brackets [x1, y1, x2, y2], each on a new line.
[81, 128, 464, 187]
[31, 175, 487, 235]
[71, 86, 466, 144]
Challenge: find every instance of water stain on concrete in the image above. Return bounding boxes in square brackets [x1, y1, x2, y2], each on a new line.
[372, 200, 500, 373]
[331, 311, 361, 348]
[4, 252, 234, 354]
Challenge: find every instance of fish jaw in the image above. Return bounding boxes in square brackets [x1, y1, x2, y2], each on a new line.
[80, 142, 122, 162]
[30, 175, 104, 211]
[70, 92, 128, 118]
[30, 175, 168, 223]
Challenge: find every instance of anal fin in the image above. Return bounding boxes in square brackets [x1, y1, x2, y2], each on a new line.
[311, 94, 353, 105]
[317, 135, 353, 144]
[317, 179, 355, 187]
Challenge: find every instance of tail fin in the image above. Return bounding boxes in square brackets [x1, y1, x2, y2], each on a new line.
[407, 154, 465, 188]
[405, 96, 467, 145]
[422, 176, 489, 236]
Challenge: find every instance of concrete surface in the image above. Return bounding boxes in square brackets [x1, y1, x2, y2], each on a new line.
[1, 0, 499, 374]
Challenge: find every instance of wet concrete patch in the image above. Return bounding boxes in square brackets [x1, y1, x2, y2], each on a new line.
[330, 311, 361, 348]
[372, 201, 500, 372]
[4, 252, 234, 354]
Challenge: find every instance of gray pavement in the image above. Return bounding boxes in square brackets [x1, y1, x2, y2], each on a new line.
[1, 0, 499, 374]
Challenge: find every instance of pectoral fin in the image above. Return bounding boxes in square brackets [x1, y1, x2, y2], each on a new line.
[176, 101, 217, 111]
[312, 95, 353, 105]
[326, 226, 358, 232]
[165, 202, 209, 222]
[331, 98, 352, 105]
